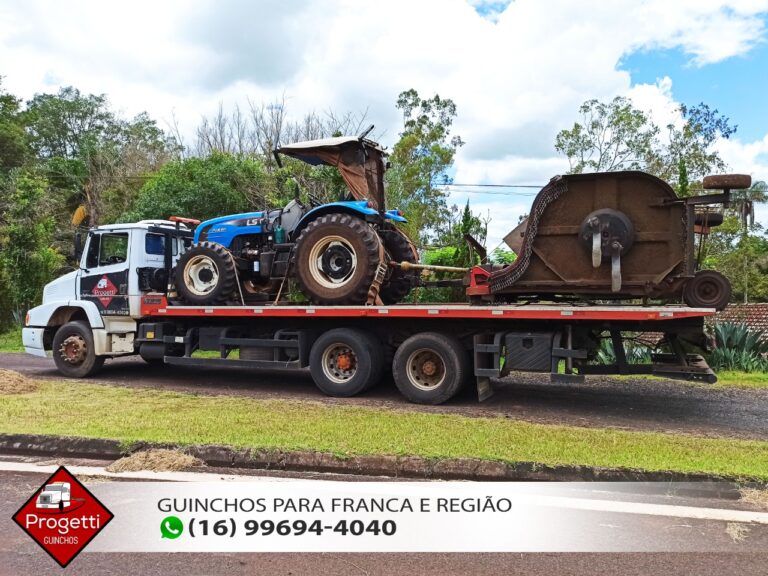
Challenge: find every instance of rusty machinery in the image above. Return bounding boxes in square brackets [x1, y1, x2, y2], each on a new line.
[467, 171, 751, 310]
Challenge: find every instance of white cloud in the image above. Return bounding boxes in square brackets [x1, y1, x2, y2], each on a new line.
[1, 0, 767, 247]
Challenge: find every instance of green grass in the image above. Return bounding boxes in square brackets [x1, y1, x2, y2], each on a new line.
[714, 371, 768, 390]
[0, 381, 766, 480]
[0, 326, 23, 353]
[613, 371, 768, 390]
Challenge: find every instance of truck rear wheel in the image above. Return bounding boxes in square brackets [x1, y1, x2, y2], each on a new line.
[52, 321, 105, 378]
[309, 328, 383, 397]
[392, 332, 469, 405]
[175, 241, 237, 305]
[294, 214, 383, 305]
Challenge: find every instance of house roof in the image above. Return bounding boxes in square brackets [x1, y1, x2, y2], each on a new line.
[714, 303, 768, 334]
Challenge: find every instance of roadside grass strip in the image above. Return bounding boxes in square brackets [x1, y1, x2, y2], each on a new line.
[0, 327, 23, 353]
[714, 371, 768, 390]
[0, 381, 767, 480]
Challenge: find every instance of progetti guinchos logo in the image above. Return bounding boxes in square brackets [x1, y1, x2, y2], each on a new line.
[92, 275, 118, 307]
[12, 466, 114, 567]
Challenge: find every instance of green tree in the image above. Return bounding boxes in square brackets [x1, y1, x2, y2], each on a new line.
[650, 103, 737, 184]
[490, 247, 516, 265]
[23, 87, 175, 225]
[386, 89, 464, 245]
[0, 170, 64, 327]
[554, 97, 659, 174]
[702, 216, 768, 303]
[555, 98, 736, 190]
[0, 77, 28, 174]
[126, 153, 271, 222]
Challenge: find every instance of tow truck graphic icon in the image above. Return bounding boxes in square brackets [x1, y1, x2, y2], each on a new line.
[36, 482, 71, 511]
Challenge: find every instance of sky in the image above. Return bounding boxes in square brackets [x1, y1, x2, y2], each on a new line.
[1, 0, 768, 248]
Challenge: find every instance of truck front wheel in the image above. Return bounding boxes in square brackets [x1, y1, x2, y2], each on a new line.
[392, 332, 469, 405]
[52, 321, 105, 378]
[309, 328, 383, 397]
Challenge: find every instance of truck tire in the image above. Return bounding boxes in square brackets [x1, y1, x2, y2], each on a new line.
[309, 328, 383, 397]
[294, 214, 383, 305]
[52, 320, 105, 378]
[392, 332, 469, 405]
[379, 227, 418, 304]
[175, 241, 237, 305]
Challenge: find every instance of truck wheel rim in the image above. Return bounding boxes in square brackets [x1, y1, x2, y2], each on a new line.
[308, 235, 357, 289]
[184, 255, 219, 296]
[59, 335, 87, 365]
[691, 277, 724, 306]
[406, 348, 446, 391]
[321, 343, 358, 384]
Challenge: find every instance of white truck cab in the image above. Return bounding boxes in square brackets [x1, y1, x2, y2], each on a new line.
[22, 220, 191, 377]
[36, 482, 71, 509]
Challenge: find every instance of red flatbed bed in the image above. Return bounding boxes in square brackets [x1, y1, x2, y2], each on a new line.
[141, 296, 714, 322]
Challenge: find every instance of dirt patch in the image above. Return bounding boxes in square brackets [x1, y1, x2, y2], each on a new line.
[106, 449, 205, 473]
[0, 369, 39, 395]
[726, 522, 750, 543]
[740, 487, 768, 510]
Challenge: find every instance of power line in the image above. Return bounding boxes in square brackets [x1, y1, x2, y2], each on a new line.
[446, 189, 538, 196]
[447, 183, 544, 188]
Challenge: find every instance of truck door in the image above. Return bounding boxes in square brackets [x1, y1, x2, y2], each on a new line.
[78, 231, 131, 316]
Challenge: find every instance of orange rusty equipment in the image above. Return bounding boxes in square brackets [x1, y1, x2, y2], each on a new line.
[476, 171, 750, 310]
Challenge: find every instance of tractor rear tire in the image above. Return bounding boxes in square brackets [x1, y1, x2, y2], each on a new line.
[683, 270, 731, 310]
[294, 214, 383, 305]
[52, 320, 105, 378]
[175, 241, 237, 305]
[379, 227, 418, 304]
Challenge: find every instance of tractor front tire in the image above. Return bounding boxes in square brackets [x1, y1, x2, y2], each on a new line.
[294, 214, 383, 305]
[175, 241, 237, 305]
[379, 227, 418, 304]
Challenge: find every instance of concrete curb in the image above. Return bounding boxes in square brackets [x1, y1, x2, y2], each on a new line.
[0, 433, 757, 484]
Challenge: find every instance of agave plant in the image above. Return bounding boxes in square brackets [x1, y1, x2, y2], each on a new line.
[708, 322, 768, 372]
[593, 334, 652, 365]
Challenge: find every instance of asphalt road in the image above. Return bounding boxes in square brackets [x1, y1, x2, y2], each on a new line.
[3, 352, 767, 440]
[1, 468, 767, 576]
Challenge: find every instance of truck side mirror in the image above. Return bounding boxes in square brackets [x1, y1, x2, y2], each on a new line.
[73, 232, 83, 260]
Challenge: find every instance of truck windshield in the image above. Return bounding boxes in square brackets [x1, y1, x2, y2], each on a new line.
[44, 485, 64, 492]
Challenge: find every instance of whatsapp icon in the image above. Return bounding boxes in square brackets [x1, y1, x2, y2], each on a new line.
[160, 516, 184, 539]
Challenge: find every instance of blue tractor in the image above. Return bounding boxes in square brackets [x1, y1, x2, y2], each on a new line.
[174, 130, 419, 306]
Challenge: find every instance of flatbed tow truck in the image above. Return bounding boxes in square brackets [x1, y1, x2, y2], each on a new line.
[21, 217, 717, 405]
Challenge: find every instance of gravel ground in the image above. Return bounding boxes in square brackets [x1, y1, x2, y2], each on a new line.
[2, 352, 767, 440]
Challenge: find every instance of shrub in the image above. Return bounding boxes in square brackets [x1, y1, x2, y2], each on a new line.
[708, 322, 768, 372]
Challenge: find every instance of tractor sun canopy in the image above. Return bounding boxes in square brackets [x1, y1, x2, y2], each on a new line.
[276, 136, 388, 212]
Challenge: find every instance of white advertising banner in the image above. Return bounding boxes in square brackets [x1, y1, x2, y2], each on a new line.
[80, 481, 768, 553]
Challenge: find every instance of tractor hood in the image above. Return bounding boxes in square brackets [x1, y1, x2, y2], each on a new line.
[277, 136, 388, 212]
